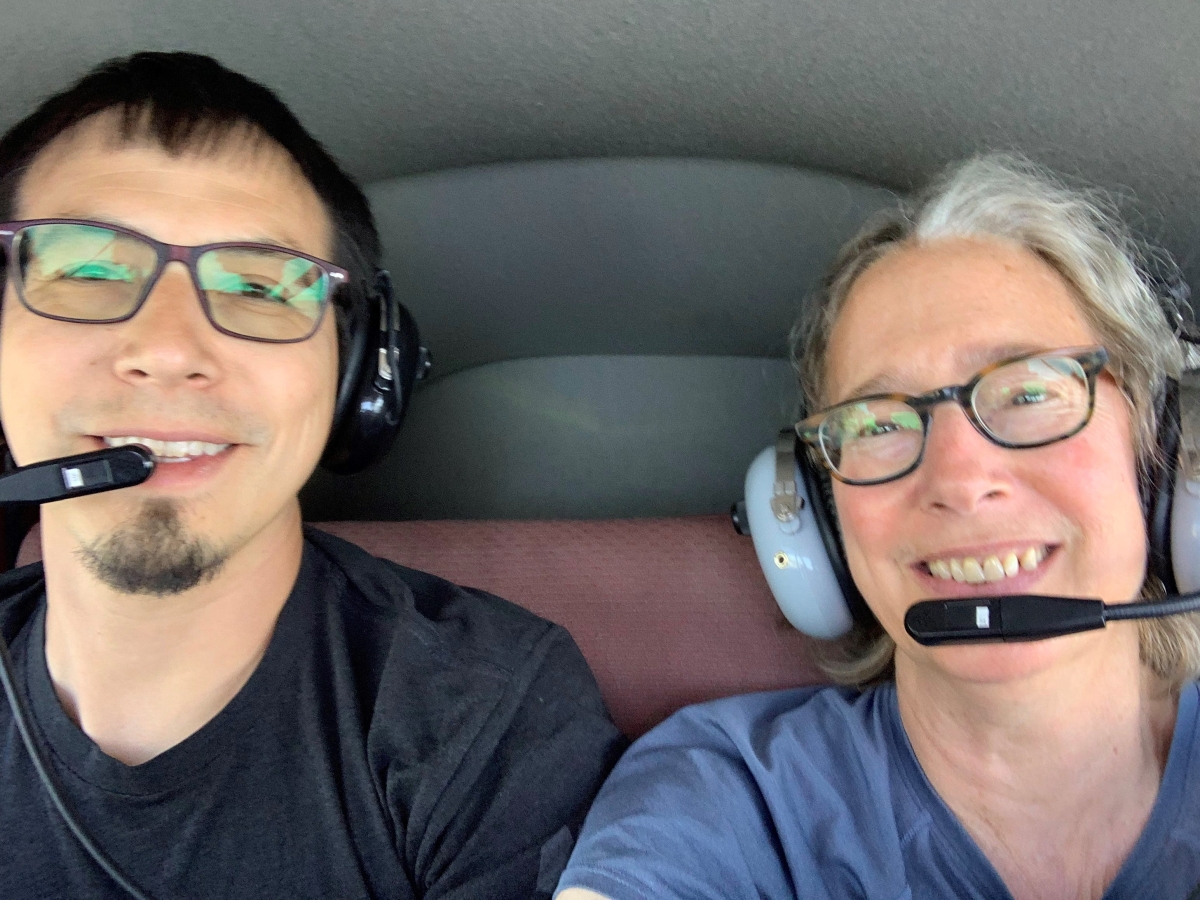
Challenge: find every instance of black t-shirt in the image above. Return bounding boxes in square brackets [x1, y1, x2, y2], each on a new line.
[0, 526, 626, 899]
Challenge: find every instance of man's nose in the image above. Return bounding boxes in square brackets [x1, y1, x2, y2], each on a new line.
[111, 262, 220, 388]
[915, 403, 1013, 513]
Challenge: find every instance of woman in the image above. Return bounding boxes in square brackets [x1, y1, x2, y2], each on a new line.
[555, 154, 1200, 899]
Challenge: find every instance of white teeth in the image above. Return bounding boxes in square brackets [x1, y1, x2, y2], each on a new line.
[926, 546, 1050, 585]
[982, 556, 1006, 582]
[102, 436, 230, 459]
[963, 558, 986, 583]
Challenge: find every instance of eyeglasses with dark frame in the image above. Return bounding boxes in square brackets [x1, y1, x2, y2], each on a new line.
[795, 346, 1110, 486]
[0, 218, 349, 343]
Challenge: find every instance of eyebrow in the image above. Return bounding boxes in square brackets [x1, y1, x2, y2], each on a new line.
[840, 342, 1049, 401]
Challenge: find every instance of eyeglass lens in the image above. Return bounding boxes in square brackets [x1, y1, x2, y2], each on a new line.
[13, 222, 330, 341]
[819, 353, 1092, 484]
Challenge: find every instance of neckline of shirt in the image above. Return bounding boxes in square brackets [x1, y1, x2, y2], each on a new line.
[884, 679, 1200, 898]
[16, 544, 321, 797]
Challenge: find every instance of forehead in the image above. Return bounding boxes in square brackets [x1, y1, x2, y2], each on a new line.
[825, 236, 1098, 403]
[13, 113, 332, 256]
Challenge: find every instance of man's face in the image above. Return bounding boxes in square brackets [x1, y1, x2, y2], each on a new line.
[0, 115, 339, 591]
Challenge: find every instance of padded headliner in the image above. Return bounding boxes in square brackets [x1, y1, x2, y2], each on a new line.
[302, 355, 800, 521]
[369, 159, 896, 375]
[3, 0, 1198, 290]
[300, 160, 893, 522]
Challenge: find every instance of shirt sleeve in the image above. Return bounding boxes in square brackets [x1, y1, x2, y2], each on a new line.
[408, 624, 628, 900]
[554, 707, 795, 900]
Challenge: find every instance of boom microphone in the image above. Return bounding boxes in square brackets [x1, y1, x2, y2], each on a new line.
[905, 591, 1200, 646]
[0, 445, 155, 504]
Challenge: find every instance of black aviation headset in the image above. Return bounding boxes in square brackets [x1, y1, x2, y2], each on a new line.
[321, 267, 431, 474]
[741, 326, 1200, 643]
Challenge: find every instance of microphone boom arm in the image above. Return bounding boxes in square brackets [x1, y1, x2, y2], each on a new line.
[906, 591, 1200, 646]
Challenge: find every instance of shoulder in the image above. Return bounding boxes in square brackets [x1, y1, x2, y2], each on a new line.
[303, 524, 579, 681]
[616, 683, 899, 807]
[639, 682, 896, 769]
[301, 528, 623, 896]
[300, 524, 616, 743]
[558, 684, 905, 900]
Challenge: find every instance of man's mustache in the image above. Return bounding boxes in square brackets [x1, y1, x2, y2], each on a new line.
[56, 397, 271, 446]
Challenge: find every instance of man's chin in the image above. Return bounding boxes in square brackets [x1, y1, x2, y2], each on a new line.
[76, 498, 229, 597]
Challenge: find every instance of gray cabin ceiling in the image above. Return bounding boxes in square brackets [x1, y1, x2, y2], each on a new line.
[2, 0, 1199, 286]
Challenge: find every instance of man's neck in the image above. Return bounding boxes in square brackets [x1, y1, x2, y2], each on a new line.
[38, 503, 305, 766]
[895, 633, 1178, 900]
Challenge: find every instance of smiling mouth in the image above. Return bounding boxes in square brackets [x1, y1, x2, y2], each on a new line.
[102, 435, 231, 464]
[919, 545, 1054, 584]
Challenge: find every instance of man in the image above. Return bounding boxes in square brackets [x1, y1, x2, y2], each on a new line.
[0, 52, 624, 899]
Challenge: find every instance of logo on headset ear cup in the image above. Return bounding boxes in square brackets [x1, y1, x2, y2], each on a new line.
[321, 269, 424, 475]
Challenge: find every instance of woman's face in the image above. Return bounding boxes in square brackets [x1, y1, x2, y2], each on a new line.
[825, 236, 1147, 684]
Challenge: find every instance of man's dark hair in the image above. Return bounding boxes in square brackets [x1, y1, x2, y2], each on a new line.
[0, 51, 379, 363]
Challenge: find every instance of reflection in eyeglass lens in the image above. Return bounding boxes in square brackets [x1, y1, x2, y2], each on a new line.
[18, 224, 156, 320]
[198, 249, 327, 340]
[823, 354, 1091, 482]
[13, 223, 330, 341]
[825, 400, 925, 482]
[974, 358, 1088, 444]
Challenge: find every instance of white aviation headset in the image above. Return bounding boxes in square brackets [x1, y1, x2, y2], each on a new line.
[741, 334, 1200, 645]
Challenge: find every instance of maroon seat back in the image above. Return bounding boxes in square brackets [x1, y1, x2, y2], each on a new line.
[19, 516, 825, 737]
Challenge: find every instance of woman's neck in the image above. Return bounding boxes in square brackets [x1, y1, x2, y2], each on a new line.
[895, 631, 1178, 900]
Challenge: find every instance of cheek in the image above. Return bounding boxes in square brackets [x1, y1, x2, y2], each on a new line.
[0, 302, 90, 459]
[831, 483, 907, 592]
[269, 321, 339, 444]
[1040, 408, 1147, 586]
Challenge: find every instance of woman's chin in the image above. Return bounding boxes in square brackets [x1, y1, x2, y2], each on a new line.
[906, 632, 1102, 686]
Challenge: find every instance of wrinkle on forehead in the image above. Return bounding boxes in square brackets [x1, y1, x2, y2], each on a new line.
[824, 236, 1097, 405]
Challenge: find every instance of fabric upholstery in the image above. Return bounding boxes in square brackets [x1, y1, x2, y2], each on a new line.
[18, 516, 825, 737]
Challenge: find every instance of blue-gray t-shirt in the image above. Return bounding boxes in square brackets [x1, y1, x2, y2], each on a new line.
[558, 681, 1200, 900]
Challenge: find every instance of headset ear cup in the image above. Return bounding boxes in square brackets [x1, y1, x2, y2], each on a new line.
[1147, 377, 1181, 594]
[321, 270, 424, 475]
[795, 443, 878, 626]
[742, 437, 855, 637]
[329, 290, 372, 437]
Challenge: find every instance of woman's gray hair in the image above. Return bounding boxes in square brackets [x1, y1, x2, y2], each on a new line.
[793, 152, 1200, 689]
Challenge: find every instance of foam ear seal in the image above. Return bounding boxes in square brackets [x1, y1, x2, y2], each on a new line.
[795, 438, 878, 626]
[328, 283, 372, 436]
[1147, 377, 1181, 594]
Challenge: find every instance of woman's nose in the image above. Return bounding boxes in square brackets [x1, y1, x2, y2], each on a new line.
[915, 403, 1013, 513]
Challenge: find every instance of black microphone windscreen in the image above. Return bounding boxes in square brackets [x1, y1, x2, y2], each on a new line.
[0, 446, 154, 505]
